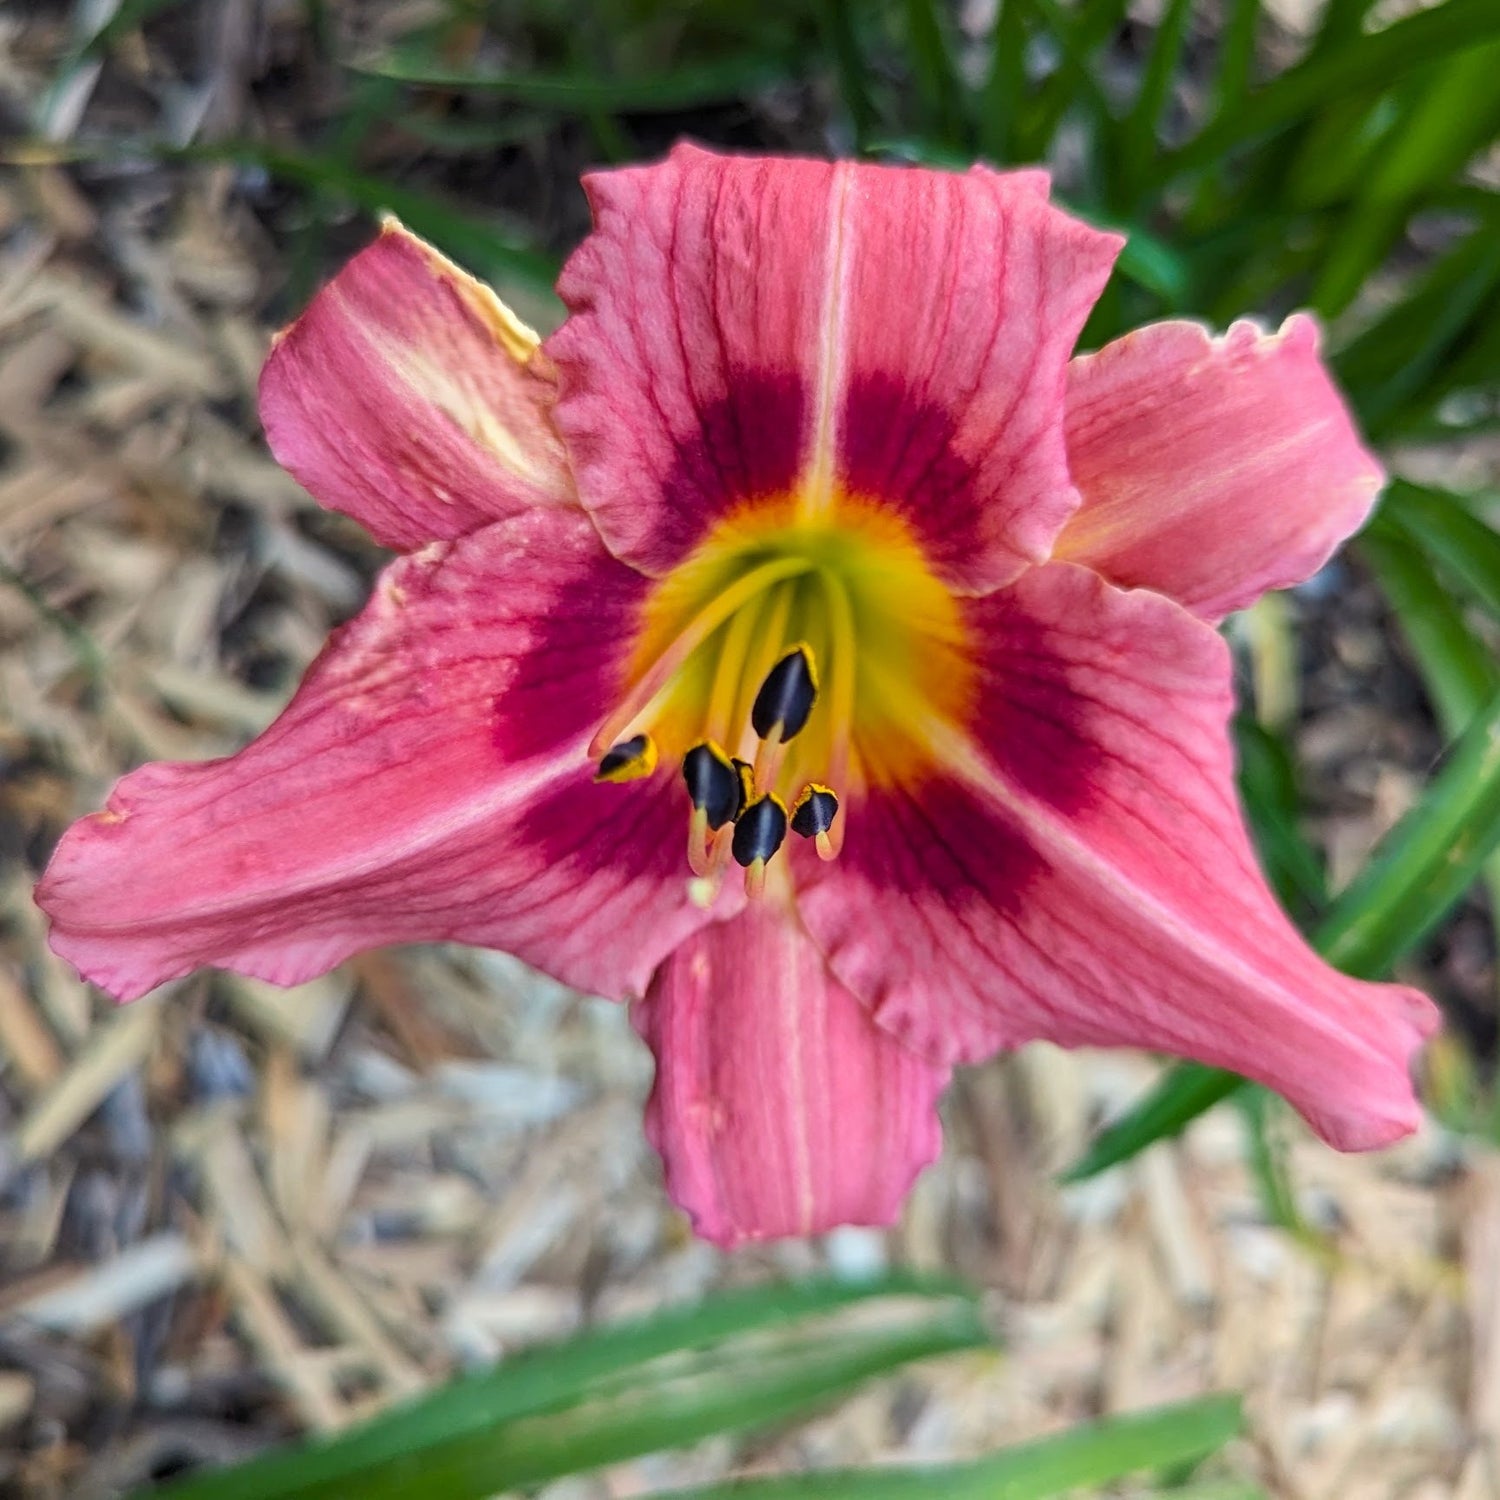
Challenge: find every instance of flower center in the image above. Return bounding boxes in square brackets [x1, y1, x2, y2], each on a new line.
[591, 497, 973, 899]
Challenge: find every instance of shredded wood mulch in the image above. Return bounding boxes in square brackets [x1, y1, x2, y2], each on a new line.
[0, 4, 1496, 1498]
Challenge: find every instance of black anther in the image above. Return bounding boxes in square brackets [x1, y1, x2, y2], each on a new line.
[790, 784, 839, 839]
[750, 644, 818, 742]
[596, 733, 656, 783]
[682, 742, 740, 829]
[732, 795, 789, 867]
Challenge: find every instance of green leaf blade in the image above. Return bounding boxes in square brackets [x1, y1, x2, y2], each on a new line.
[145, 1277, 987, 1500]
[660, 1394, 1245, 1498]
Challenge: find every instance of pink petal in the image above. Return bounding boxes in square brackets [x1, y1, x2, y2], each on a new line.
[634, 902, 948, 1246]
[548, 144, 1121, 591]
[1056, 315, 1384, 622]
[260, 221, 573, 551]
[38, 507, 728, 1003]
[795, 562, 1437, 1151]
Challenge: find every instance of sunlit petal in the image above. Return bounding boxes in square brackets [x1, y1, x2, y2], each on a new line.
[1056, 315, 1383, 621]
[261, 221, 572, 551]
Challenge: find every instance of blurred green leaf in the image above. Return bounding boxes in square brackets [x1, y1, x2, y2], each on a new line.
[1234, 715, 1328, 919]
[904, 0, 968, 148]
[1362, 505, 1500, 1009]
[1208, 0, 1262, 119]
[1311, 43, 1500, 314]
[50, 0, 187, 66]
[979, 0, 1030, 162]
[35, 0, 189, 135]
[1384, 484, 1500, 621]
[1309, 0, 1382, 57]
[1061, 1063, 1242, 1182]
[1360, 517, 1500, 731]
[1366, 512, 1499, 677]
[1116, 0, 1196, 212]
[1165, 0, 1500, 176]
[1238, 1087, 1316, 1241]
[1317, 685, 1500, 976]
[1011, 0, 1129, 164]
[145, 1277, 986, 1500]
[353, 52, 798, 110]
[1335, 217, 1500, 436]
[658, 1394, 1245, 1498]
[821, 0, 876, 149]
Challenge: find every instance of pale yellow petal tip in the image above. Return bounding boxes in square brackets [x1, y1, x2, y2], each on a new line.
[385, 223, 543, 362]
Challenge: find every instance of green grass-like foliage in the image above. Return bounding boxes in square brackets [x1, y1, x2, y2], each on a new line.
[136, 1275, 1247, 1498]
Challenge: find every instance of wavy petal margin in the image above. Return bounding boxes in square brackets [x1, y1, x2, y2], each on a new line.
[38, 508, 725, 1003]
[549, 143, 1120, 591]
[1056, 315, 1384, 622]
[261, 221, 573, 551]
[796, 563, 1437, 1151]
[634, 901, 948, 1246]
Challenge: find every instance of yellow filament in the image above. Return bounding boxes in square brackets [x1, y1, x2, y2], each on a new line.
[752, 724, 788, 798]
[818, 566, 858, 855]
[686, 806, 712, 878]
[706, 589, 765, 748]
[734, 583, 794, 759]
[591, 555, 814, 757]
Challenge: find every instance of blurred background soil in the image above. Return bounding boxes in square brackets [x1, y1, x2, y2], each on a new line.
[0, 1, 1496, 1496]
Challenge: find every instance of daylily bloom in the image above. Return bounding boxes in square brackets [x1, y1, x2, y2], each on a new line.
[38, 146, 1438, 1246]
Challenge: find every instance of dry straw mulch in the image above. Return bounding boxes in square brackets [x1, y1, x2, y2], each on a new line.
[0, 7, 1497, 1499]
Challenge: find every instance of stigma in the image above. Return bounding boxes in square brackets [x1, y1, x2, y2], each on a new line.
[587, 499, 974, 899]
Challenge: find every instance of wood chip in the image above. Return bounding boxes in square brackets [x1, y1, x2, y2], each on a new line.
[7, 1233, 202, 1334]
[223, 975, 350, 1061]
[289, 1238, 427, 1398]
[0, 1371, 35, 1431]
[0, 968, 65, 1093]
[12, 996, 162, 1163]
[219, 1257, 344, 1432]
[174, 1105, 290, 1276]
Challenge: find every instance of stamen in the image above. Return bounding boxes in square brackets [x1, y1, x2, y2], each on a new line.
[594, 734, 657, 783]
[790, 784, 838, 836]
[590, 556, 815, 758]
[733, 583, 794, 754]
[682, 742, 742, 830]
[705, 590, 764, 748]
[791, 782, 841, 862]
[751, 643, 819, 742]
[732, 794, 788, 874]
[686, 806, 712, 877]
[751, 725, 788, 799]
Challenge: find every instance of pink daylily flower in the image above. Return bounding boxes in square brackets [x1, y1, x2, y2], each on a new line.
[37, 146, 1439, 1247]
